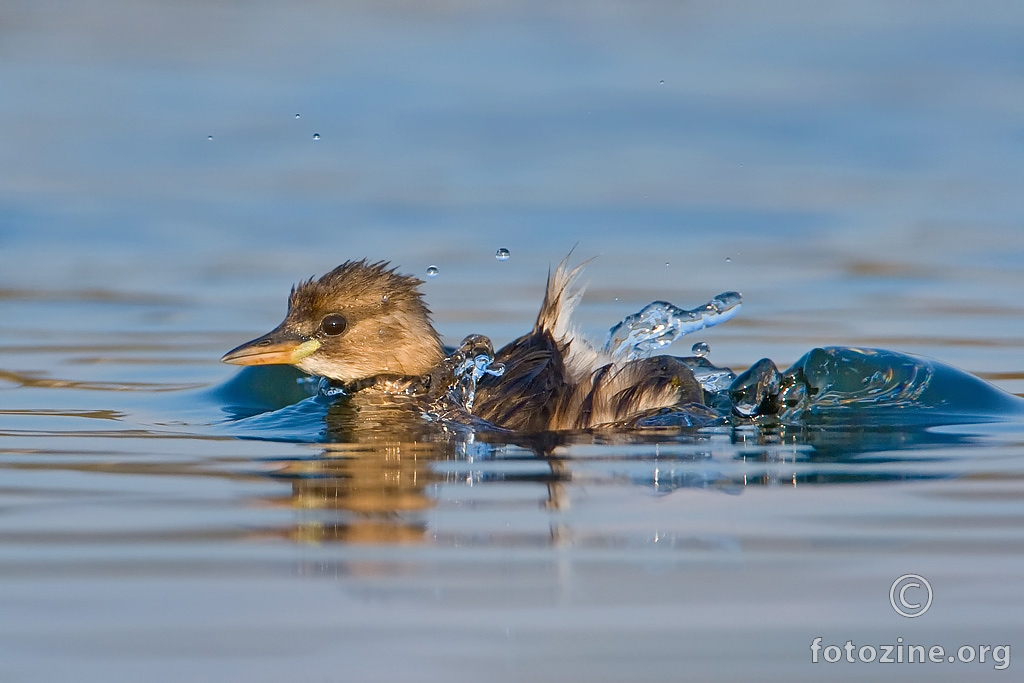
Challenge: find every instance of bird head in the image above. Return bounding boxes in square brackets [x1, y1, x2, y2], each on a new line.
[221, 260, 444, 383]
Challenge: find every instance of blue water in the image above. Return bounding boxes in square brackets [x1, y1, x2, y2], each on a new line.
[3, 1, 1024, 681]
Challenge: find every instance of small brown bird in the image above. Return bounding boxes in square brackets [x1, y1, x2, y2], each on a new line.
[222, 258, 705, 432]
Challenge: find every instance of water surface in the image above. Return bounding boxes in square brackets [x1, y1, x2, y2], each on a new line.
[3, 1, 1024, 681]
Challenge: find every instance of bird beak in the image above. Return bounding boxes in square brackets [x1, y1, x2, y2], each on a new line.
[221, 327, 321, 366]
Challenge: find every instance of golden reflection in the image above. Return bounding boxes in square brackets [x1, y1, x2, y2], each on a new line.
[257, 392, 465, 544]
[269, 441, 441, 545]
[251, 389, 584, 545]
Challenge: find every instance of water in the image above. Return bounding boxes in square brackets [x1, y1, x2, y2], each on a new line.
[4, 1, 1024, 681]
[604, 291, 742, 361]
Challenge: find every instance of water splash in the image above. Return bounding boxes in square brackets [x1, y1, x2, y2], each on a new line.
[720, 347, 1024, 426]
[604, 291, 742, 361]
[679, 356, 737, 396]
[316, 377, 349, 398]
[729, 358, 781, 418]
[431, 335, 505, 414]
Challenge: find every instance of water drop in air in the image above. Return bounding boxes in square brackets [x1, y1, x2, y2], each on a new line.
[725, 257, 732, 263]
[295, 113, 301, 119]
[207, 135, 213, 141]
[426, 265, 439, 278]
[665, 262, 670, 267]
[495, 248, 510, 261]
[312, 133, 320, 140]
[692, 341, 710, 357]
[659, 80, 665, 85]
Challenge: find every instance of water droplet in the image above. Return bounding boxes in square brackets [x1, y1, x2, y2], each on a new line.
[659, 79, 665, 85]
[295, 113, 301, 119]
[725, 257, 732, 263]
[614, 297, 619, 302]
[312, 133, 320, 140]
[207, 135, 213, 141]
[691, 341, 710, 357]
[665, 262, 670, 267]
[495, 248, 510, 261]
[426, 265, 439, 278]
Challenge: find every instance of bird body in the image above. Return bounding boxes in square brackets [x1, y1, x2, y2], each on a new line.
[223, 257, 704, 432]
[472, 261, 703, 431]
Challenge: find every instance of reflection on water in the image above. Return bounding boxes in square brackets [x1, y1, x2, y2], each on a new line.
[204, 311, 1024, 545]
[212, 369, 1017, 547]
[5, 0, 1024, 680]
[270, 442, 437, 545]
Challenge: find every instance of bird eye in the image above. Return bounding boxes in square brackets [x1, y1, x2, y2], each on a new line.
[320, 314, 348, 336]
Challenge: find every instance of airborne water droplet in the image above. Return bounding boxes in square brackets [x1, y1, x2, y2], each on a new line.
[692, 341, 710, 358]
[207, 135, 213, 141]
[725, 257, 732, 263]
[295, 113, 301, 119]
[659, 80, 665, 85]
[312, 133, 321, 140]
[426, 265, 439, 278]
[495, 248, 510, 261]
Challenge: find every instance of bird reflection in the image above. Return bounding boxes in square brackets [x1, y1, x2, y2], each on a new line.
[238, 375, 986, 546]
[261, 392, 445, 545]
[270, 443, 436, 545]
[252, 387, 572, 545]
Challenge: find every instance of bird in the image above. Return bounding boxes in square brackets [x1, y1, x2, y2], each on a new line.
[222, 257, 706, 433]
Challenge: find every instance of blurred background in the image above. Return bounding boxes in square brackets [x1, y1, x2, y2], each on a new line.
[3, 0, 1023, 376]
[2, 2, 1024, 682]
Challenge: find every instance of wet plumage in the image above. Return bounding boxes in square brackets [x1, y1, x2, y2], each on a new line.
[223, 257, 703, 432]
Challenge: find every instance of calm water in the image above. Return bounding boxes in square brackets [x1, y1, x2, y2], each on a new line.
[3, 1, 1024, 681]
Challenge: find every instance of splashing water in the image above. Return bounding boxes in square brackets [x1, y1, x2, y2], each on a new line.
[679, 356, 737, 396]
[604, 292, 742, 361]
[431, 334, 505, 414]
[317, 377, 349, 398]
[729, 358, 781, 418]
